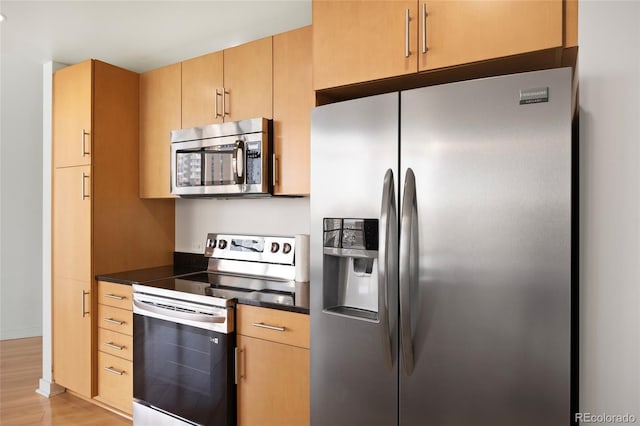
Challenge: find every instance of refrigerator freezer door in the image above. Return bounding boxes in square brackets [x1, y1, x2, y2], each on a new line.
[399, 68, 572, 425]
[310, 93, 399, 426]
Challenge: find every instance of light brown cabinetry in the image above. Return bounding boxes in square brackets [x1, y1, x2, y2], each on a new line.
[313, 0, 568, 90]
[222, 36, 273, 122]
[181, 36, 273, 127]
[52, 277, 92, 397]
[53, 60, 92, 168]
[95, 281, 134, 415]
[52, 60, 174, 406]
[236, 305, 310, 426]
[273, 26, 313, 195]
[139, 63, 181, 199]
[418, 1, 563, 72]
[181, 51, 224, 128]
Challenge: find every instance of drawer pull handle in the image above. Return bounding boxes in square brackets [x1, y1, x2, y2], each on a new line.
[252, 322, 285, 332]
[104, 342, 125, 351]
[104, 366, 125, 376]
[104, 294, 125, 300]
[103, 318, 125, 326]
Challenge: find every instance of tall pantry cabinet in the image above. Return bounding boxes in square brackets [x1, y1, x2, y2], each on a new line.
[52, 60, 174, 401]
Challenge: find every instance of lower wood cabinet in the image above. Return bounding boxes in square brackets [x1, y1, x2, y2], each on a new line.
[236, 305, 310, 426]
[94, 281, 133, 415]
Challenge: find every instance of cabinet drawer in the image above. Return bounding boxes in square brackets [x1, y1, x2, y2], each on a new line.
[98, 304, 133, 335]
[237, 305, 309, 349]
[97, 281, 132, 310]
[97, 352, 133, 415]
[98, 328, 133, 361]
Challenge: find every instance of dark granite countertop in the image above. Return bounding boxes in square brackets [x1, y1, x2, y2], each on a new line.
[96, 264, 206, 285]
[96, 253, 309, 314]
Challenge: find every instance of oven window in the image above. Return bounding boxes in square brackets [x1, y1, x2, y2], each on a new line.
[204, 147, 235, 185]
[133, 314, 235, 426]
[175, 151, 203, 187]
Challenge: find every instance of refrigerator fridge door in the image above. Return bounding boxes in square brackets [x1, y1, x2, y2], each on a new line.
[310, 93, 399, 426]
[399, 68, 573, 425]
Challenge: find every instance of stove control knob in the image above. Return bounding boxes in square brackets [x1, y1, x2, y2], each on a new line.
[207, 239, 217, 248]
[218, 239, 227, 250]
[282, 243, 292, 254]
[271, 242, 280, 253]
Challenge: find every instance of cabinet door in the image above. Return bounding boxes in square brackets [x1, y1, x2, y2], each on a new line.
[182, 51, 224, 128]
[273, 26, 313, 196]
[237, 335, 309, 426]
[53, 60, 92, 168]
[53, 166, 91, 283]
[313, 0, 418, 90]
[223, 37, 273, 121]
[139, 63, 181, 198]
[52, 277, 92, 397]
[419, 0, 563, 71]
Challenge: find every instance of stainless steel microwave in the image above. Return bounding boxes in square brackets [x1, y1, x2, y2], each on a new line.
[170, 118, 272, 197]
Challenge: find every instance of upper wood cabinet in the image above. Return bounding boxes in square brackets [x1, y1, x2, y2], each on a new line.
[181, 51, 224, 128]
[181, 37, 273, 127]
[53, 60, 92, 167]
[313, 0, 566, 90]
[419, 0, 563, 72]
[313, 1, 417, 90]
[273, 26, 313, 195]
[139, 63, 181, 199]
[223, 36, 273, 121]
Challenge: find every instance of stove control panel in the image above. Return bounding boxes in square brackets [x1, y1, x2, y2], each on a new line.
[204, 233, 296, 266]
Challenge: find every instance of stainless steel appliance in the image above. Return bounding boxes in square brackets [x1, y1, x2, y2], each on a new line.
[133, 233, 305, 426]
[170, 118, 272, 197]
[310, 68, 574, 425]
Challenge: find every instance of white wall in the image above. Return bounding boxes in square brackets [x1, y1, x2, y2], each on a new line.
[0, 49, 44, 339]
[175, 198, 310, 252]
[579, 0, 640, 419]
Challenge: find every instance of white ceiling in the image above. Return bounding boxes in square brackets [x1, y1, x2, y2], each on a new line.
[0, 0, 311, 73]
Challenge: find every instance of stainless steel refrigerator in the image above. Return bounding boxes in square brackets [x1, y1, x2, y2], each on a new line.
[310, 68, 574, 425]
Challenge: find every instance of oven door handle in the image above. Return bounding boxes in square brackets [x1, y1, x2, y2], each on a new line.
[133, 299, 226, 324]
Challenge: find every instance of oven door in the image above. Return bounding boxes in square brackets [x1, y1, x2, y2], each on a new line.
[133, 313, 235, 426]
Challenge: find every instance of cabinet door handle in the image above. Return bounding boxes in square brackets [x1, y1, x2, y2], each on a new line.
[235, 347, 245, 384]
[81, 172, 90, 200]
[215, 89, 222, 118]
[104, 342, 125, 351]
[405, 8, 411, 58]
[272, 154, 279, 187]
[104, 366, 125, 376]
[81, 128, 90, 157]
[103, 318, 125, 326]
[81, 290, 89, 317]
[422, 3, 428, 53]
[252, 322, 286, 332]
[222, 88, 229, 117]
[104, 294, 125, 301]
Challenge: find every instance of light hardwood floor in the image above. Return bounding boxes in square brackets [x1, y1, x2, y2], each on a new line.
[0, 337, 131, 425]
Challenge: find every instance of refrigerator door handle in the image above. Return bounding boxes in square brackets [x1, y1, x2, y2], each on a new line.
[378, 169, 396, 369]
[400, 168, 417, 375]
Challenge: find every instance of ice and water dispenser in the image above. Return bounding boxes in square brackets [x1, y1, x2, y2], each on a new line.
[322, 218, 379, 321]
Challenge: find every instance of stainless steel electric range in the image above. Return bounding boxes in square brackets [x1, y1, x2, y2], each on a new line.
[131, 233, 307, 426]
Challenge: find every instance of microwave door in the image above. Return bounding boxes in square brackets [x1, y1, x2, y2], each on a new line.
[203, 143, 241, 186]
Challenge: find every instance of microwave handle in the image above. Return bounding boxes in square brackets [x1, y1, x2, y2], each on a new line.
[232, 140, 245, 184]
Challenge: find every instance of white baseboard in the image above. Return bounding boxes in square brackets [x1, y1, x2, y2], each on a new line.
[36, 378, 65, 398]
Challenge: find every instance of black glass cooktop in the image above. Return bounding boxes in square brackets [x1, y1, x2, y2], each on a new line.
[140, 272, 297, 307]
